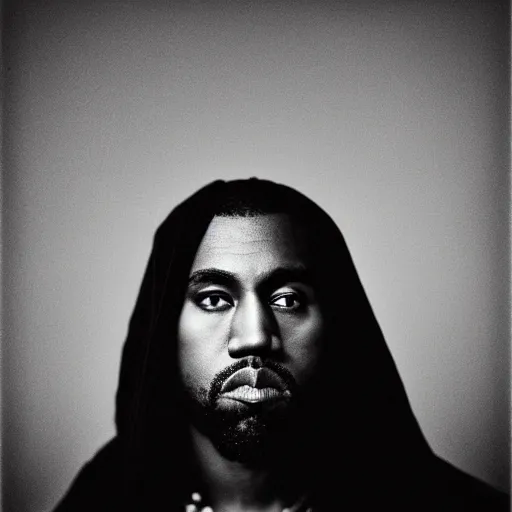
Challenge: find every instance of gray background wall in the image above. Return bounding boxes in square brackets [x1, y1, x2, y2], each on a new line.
[3, 1, 510, 510]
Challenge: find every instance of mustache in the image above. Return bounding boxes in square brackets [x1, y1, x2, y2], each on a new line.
[207, 356, 297, 405]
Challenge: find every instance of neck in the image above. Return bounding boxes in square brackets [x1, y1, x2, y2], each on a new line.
[188, 426, 304, 511]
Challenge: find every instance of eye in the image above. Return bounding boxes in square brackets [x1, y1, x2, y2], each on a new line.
[270, 293, 302, 311]
[196, 292, 233, 312]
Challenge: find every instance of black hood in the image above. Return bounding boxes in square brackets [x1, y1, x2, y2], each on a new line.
[113, 178, 434, 505]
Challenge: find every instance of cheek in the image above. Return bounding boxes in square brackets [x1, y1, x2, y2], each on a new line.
[278, 311, 324, 384]
[177, 302, 230, 388]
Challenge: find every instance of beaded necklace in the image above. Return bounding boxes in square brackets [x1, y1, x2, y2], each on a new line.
[184, 492, 313, 512]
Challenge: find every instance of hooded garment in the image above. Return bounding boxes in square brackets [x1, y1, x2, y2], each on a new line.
[54, 179, 508, 512]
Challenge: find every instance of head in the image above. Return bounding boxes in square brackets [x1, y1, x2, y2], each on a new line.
[177, 205, 326, 462]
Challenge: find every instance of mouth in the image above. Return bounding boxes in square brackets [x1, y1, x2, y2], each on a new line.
[220, 385, 291, 403]
[217, 367, 291, 404]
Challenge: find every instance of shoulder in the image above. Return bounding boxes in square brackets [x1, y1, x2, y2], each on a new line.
[52, 438, 123, 512]
[429, 457, 509, 512]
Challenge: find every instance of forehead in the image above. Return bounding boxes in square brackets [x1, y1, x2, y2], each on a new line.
[190, 214, 309, 275]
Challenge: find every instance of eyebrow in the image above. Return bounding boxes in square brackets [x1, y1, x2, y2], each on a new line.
[187, 265, 312, 290]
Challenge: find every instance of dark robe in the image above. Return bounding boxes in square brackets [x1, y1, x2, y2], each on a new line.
[53, 179, 509, 511]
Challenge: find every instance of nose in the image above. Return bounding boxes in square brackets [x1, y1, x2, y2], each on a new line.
[228, 294, 277, 358]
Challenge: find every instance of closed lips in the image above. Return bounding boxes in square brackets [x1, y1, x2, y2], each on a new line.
[219, 367, 289, 394]
[221, 386, 289, 403]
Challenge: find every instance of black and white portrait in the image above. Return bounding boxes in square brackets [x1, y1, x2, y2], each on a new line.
[3, 1, 509, 511]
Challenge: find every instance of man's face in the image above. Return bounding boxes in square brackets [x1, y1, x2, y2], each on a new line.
[177, 214, 324, 462]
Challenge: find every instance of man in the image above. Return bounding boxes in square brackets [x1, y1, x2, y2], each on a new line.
[54, 178, 508, 511]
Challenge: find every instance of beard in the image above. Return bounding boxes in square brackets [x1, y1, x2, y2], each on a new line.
[180, 357, 300, 465]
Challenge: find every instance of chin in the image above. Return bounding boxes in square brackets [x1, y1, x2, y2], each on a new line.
[187, 396, 296, 465]
[211, 415, 284, 465]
